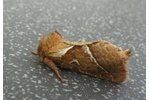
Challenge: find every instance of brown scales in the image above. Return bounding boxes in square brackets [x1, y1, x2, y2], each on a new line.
[31, 30, 131, 83]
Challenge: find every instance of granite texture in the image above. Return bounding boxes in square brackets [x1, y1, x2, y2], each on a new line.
[3, 0, 145, 100]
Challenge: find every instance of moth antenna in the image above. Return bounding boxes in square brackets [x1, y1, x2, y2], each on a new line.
[30, 51, 38, 55]
[54, 30, 58, 32]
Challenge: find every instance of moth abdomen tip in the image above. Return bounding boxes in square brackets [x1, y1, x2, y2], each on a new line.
[124, 49, 132, 56]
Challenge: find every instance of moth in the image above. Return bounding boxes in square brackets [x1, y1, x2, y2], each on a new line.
[31, 30, 131, 83]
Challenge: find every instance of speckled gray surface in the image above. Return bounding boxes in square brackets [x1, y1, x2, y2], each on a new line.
[3, 0, 145, 100]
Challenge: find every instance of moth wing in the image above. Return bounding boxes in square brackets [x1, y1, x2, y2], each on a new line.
[46, 56, 80, 72]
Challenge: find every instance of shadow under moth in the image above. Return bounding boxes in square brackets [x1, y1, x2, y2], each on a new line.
[31, 30, 131, 83]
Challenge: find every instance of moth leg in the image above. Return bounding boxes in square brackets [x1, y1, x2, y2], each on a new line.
[43, 57, 65, 83]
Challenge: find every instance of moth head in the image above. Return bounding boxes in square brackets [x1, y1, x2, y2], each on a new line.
[37, 30, 63, 60]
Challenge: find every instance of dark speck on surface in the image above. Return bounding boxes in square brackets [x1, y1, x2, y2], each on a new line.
[4, 0, 145, 100]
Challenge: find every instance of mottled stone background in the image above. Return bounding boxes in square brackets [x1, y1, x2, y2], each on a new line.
[3, 0, 145, 100]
